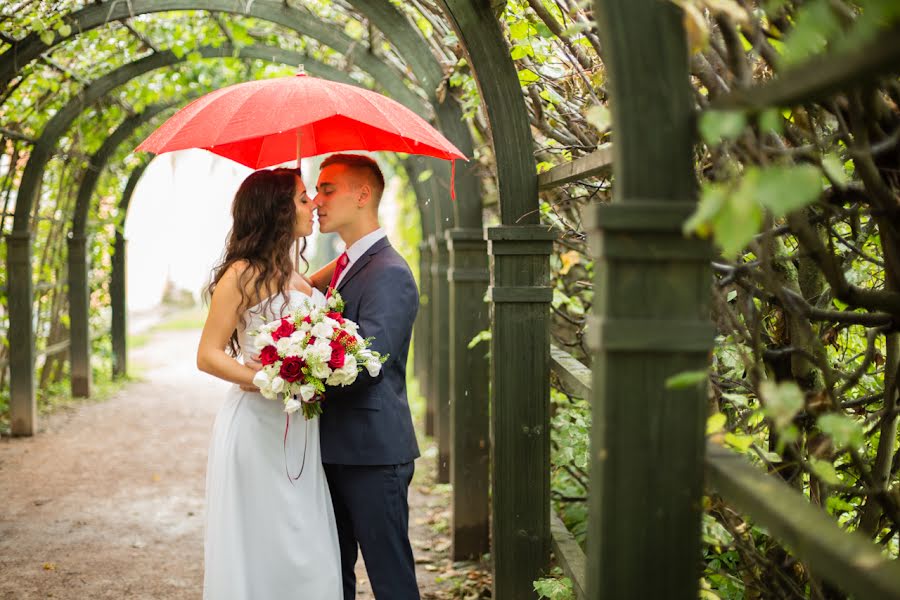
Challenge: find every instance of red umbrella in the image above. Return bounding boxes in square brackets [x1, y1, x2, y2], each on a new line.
[136, 72, 465, 194]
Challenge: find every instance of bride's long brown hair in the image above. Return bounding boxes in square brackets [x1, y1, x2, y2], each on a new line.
[207, 168, 307, 355]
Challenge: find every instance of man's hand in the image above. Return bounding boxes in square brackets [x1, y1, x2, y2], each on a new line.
[241, 358, 263, 392]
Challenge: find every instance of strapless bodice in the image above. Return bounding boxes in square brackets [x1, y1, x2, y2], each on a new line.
[237, 288, 325, 362]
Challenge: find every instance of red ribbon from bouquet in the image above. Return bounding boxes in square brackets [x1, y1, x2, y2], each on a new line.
[283, 398, 308, 484]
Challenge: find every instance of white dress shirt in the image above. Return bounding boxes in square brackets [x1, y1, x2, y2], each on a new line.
[334, 227, 386, 289]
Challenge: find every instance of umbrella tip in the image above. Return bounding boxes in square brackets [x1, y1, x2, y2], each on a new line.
[296, 64, 306, 77]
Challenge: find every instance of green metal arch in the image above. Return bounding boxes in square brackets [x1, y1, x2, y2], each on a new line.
[0, 0, 427, 112]
[0, 0, 475, 232]
[351, 0, 481, 229]
[437, 1, 537, 225]
[110, 158, 152, 379]
[67, 103, 177, 397]
[12, 43, 429, 234]
[72, 104, 175, 236]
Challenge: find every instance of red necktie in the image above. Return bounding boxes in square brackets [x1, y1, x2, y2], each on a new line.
[327, 252, 350, 297]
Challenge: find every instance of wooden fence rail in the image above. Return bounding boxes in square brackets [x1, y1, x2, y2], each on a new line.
[548, 344, 900, 600]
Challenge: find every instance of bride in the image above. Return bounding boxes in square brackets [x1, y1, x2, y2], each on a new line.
[196, 168, 341, 599]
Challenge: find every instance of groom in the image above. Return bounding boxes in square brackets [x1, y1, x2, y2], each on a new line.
[314, 154, 421, 599]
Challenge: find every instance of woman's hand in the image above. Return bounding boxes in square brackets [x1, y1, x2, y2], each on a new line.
[239, 358, 263, 392]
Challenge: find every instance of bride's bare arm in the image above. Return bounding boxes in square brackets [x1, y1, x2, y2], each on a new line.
[308, 258, 338, 292]
[196, 264, 259, 387]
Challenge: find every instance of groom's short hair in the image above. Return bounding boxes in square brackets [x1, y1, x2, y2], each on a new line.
[321, 154, 385, 205]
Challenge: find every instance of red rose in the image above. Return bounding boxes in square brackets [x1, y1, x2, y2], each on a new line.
[333, 329, 357, 351]
[328, 340, 346, 369]
[258, 345, 279, 366]
[272, 318, 295, 341]
[326, 311, 345, 324]
[279, 356, 305, 382]
[302, 315, 312, 324]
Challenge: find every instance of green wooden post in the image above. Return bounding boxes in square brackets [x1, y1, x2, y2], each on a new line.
[487, 225, 555, 597]
[586, 2, 714, 598]
[406, 156, 436, 436]
[111, 162, 148, 380]
[67, 233, 91, 397]
[417, 239, 434, 435]
[439, 1, 550, 595]
[431, 231, 452, 483]
[111, 231, 127, 379]
[69, 106, 170, 397]
[6, 231, 36, 435]
[447, 227, 490, 560]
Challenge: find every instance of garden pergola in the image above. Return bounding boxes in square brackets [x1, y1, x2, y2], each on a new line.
[3, 1, 900, 598]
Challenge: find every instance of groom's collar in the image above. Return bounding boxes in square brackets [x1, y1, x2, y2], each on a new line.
[344, 227, 386, 264]
[337, 232, 390, 292]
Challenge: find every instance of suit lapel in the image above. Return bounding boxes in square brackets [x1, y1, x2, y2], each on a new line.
[337, 236, 390, 293]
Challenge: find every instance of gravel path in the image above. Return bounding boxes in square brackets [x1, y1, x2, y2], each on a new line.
[0, 325, 452, 599]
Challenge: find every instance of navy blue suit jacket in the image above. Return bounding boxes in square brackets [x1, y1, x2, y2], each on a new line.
[319, 236, 421, 466]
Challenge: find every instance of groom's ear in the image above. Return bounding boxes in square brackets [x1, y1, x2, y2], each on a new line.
[357, 183, 373, 208]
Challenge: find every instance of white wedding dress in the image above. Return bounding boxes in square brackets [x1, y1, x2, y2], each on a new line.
[204, 288, 342, 599]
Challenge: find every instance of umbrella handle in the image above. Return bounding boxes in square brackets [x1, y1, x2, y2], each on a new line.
[295, 130, 302, 170]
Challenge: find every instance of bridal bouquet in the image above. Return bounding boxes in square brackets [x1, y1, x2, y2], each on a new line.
[249, 291, 386, 419]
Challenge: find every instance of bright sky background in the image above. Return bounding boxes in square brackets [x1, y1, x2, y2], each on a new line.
[124, 149, 403, 313]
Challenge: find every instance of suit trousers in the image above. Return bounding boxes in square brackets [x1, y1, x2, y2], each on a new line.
[323, 461, 420, 600]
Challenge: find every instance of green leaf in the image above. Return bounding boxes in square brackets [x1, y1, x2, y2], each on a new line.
[665, 370, 708, 390]
[751, 164, 822, 217]
[707, 412, 727, 435]
[552, 287, 568, 309]
[724, 432, 754, 452]
[760, 380, 804, 430]
[566, 296, 585, 317]
[713, 178, 763, 259]
[57, 23, 72, 38]
[808, 457, 841, 485]
[822, 153, 849, 186]
[817, 413, 864, 449]
[416, 169, 432, 183]
[683, 182, 727, 238]
[509, 21, 531, 41]
[585, 105, 610, 131]
[758, 108, 783, 135]
[533, 575, 573, 599]
[701, 512, 733, 547]
[510, 44, 533, 60]
[518, 68, 540, 86]
[39, 30, 55, 45]
[699, 110, 746, 146]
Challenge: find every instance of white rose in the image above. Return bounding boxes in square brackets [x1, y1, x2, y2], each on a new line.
[255, 331, 275, 350]
[326, 371, 345, 386]
[284, 397, 302, 414]
[252, 369, 271, 390]
[299, 384, 316, 402]
[275, 336, 294, 355]
[326, 355, 357, 386]
[270, 376, 286, 394]
[309, 361, 332, 379]
[310, 321, 335, 340]
[305, 339, 333, 363]
[365, 357, 382, 378]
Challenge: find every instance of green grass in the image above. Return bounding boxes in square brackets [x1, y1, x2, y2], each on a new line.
[150, 306, 207, 332]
